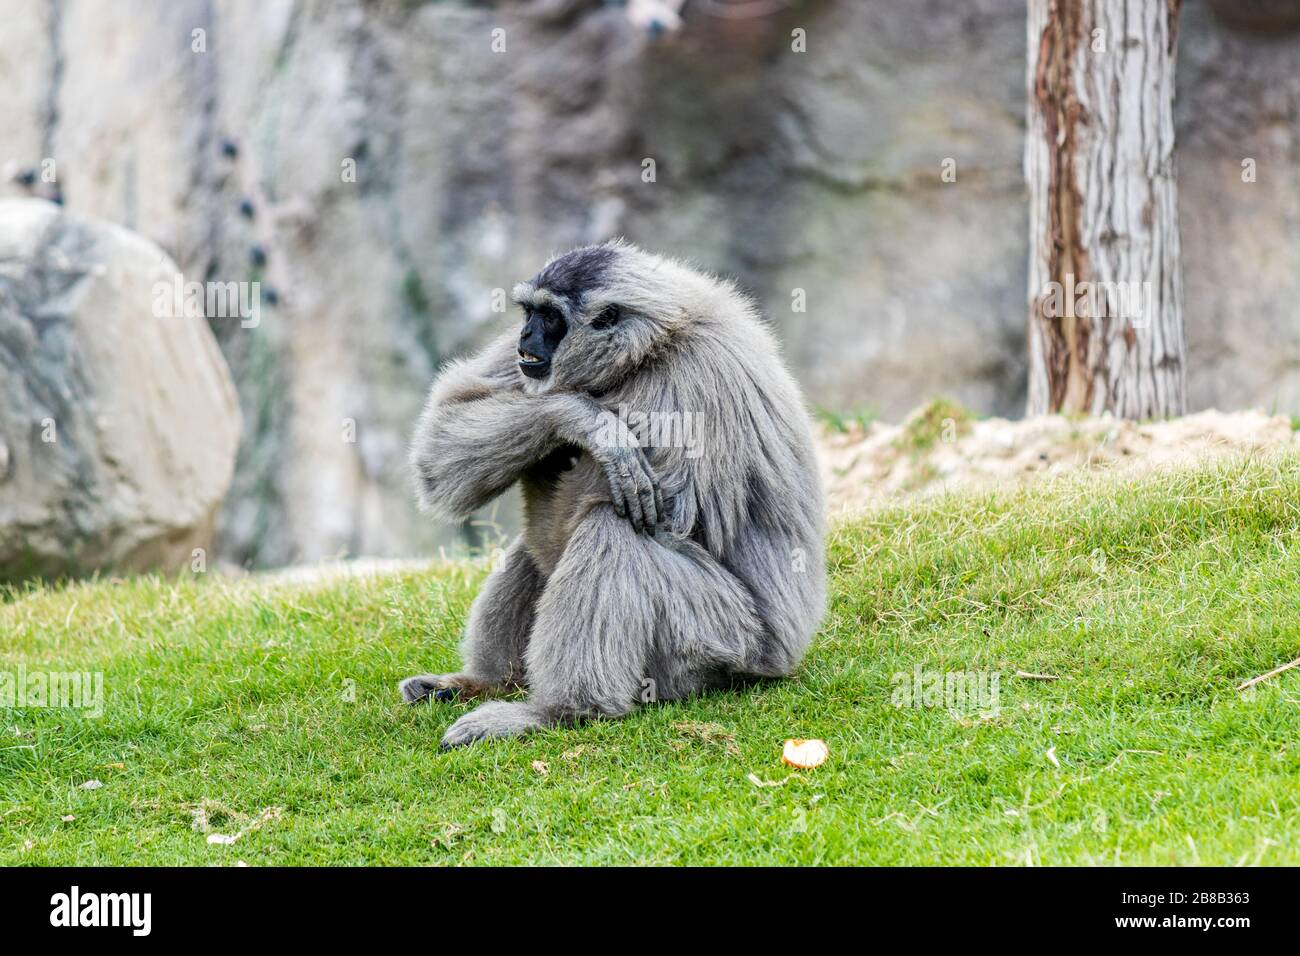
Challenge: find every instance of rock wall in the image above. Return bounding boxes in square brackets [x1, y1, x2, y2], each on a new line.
[1178, 1, 1300, 413]
[0, 0, 1295, 568]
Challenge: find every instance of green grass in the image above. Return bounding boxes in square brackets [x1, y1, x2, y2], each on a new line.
[896, 396, 974, 453]
[813, 404, 878, 434]
[4, 454, 1300, 865]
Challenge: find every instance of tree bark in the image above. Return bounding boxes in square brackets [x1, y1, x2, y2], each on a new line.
[1025, 0, 1186, 418]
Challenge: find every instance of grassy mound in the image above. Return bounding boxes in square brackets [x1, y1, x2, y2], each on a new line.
[3, 454, 1300, 865]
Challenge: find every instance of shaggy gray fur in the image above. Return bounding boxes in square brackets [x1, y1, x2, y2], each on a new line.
[402, 241, 826, 747]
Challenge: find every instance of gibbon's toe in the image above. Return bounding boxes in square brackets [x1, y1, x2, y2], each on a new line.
[402, 673, 514, 704]
[439, 701, 546, 748]
[399, 674, 443, 704]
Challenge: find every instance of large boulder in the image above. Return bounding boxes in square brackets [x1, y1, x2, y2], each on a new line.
[0, 199, 241, 580]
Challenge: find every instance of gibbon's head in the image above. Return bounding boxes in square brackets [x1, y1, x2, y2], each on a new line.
[511, 240, 726, 393]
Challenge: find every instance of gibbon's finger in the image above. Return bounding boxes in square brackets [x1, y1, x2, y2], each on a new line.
[636, 461, 659, 533]
[634, 448, 661, 533]
[635, 446, 660, 488]
[631, 455, 654, 533]
[604, 460, 628, 518]
[623, 465, 646, 533]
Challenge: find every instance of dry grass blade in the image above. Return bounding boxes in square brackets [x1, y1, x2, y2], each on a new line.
[1236, 656, 1300, 692]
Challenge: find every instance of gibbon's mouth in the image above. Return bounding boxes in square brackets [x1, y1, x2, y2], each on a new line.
[517, 349, 551, 378]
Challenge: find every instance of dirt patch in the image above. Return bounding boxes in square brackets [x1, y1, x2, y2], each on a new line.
[818, 404, 1298, 515]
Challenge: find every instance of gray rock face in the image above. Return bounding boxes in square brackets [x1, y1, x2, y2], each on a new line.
[0, 199, 241, 579]
[0, 0, 1295, 568]
[1177, 1, 1300, 414]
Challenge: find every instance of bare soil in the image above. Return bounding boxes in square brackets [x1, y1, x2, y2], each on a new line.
[818, 406, 1298, 514]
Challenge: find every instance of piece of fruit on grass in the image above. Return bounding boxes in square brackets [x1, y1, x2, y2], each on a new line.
[781, 738, 829, 769]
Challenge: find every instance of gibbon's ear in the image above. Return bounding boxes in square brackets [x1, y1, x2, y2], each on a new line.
[591, 304, 622, 330]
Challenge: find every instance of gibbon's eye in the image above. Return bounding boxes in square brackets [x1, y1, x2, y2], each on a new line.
[591, 304, 621, 330]
[522, 306, 562, 330]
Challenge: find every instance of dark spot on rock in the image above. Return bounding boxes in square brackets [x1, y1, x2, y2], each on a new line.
[249, 244, 267, 268]
[220, 138, 240, 159]
[239, 198, 255, 219]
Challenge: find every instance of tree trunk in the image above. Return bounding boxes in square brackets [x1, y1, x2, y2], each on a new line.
[1025, 0, 1186, 418]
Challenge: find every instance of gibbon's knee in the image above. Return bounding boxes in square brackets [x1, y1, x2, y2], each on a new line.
[525, 505, 762, 714]
[524, 505, 657, 716]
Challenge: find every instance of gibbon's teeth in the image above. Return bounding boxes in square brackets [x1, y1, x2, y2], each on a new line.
[518, 351, 544, 364]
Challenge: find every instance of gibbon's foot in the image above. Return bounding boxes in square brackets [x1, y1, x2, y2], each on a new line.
[399, 673, 513, 704]
[439, 701, 551, 749]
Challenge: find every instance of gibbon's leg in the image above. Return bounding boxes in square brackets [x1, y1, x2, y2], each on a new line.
[438, 504, 765, 748]
[400, 537, 543, 704]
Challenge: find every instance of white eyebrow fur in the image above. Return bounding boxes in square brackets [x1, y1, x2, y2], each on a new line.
[512, 284, 575, 321]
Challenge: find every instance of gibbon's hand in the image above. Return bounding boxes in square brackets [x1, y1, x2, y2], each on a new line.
[546, 393, 663, 533]
[592, 434, 663, 534]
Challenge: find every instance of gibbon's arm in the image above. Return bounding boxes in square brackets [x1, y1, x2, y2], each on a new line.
[632, 357, 772, 556]
[411, 333, 663, 530]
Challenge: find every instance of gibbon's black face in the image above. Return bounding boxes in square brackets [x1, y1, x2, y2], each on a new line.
[515, 245, 625, 383]
[517, 303, 567, 379]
